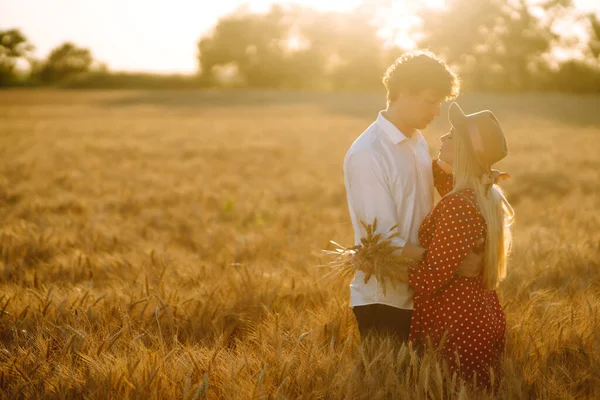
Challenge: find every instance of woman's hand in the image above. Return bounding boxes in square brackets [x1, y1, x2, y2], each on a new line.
[400, 242, 426, 261]
[436, 159, 453, 174]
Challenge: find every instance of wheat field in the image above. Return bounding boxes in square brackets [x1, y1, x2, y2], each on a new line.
[0, 89, 599, 399]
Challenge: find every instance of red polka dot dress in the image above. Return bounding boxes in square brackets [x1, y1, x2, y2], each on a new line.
[408, 162, 506, 389]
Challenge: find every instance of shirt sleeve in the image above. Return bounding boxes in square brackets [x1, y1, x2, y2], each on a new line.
[432, 160, 454, 197]
[409, 195, 484, 296]
[345, 149, 407, 249]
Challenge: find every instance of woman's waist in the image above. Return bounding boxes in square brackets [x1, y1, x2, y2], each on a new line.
[413, 292, 504, 320]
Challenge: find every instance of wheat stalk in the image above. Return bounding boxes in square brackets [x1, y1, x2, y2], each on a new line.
[322, 219, 418, 296]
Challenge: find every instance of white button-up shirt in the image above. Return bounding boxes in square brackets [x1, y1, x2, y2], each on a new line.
[344, 111, 434, 310]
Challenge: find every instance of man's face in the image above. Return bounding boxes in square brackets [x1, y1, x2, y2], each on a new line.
[404, 89, 445, 130]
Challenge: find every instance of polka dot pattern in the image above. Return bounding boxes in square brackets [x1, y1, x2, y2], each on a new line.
[408, 180, 506, 389]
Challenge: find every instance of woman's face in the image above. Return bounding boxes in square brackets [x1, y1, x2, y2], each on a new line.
[438, 127, 455, 164]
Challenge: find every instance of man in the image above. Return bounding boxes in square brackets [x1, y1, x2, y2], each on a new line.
[343, 50, 481, 342]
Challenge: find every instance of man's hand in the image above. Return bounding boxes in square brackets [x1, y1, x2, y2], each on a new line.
[457, 251, 484, 277]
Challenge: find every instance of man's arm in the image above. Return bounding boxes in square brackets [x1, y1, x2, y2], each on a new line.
[400, 243, 483, 277]
[456, 241, 484, 277]
[345, 150, 406, 252]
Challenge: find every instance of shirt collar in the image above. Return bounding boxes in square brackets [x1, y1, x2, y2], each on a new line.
[376, 111, 411, 144]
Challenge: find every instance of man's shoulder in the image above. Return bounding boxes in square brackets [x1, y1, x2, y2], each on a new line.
[345, 122, 382, 160]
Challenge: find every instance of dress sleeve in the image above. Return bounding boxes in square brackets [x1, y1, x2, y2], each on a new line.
[432, 160, 454, 197]
[409, 195, 484, 296]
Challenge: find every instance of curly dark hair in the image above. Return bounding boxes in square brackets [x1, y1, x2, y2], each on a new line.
[382, 50, 460, 105]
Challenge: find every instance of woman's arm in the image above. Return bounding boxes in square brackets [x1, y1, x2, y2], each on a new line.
[408, 195, 485, 296]
[433, 159, 454, 197]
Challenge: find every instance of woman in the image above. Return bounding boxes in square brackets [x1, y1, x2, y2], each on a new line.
[408, 102, 514, 389]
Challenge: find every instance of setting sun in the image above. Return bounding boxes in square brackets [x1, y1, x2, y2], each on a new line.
[2, 0, 599, 73]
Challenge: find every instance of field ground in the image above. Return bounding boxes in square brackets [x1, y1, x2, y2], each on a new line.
[0, 89, 599, 398]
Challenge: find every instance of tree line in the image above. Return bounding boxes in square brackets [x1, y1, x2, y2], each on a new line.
[198, 0, 600, 92]
[2, 0, 600, 92]
[0, 30, 197, 89]
[0, 29, 94, 86]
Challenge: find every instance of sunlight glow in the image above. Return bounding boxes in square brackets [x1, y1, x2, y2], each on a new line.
[575, 0, 600, 12]
[0, 0, 598, 73]
[249, 0, 445, 13]
[246, 0, 362, 13]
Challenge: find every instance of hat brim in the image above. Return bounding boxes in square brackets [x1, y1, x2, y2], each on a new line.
[448, 102, 467, 129]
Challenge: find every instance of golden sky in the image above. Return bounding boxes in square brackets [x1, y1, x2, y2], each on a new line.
[1, 0, 598, 73]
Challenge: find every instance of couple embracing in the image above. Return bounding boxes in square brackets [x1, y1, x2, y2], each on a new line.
[343, 51, 514, 389]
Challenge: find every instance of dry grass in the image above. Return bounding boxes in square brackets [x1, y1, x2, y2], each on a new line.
[0, 89, 599, 399]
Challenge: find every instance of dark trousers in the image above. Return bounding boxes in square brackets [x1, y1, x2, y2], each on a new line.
[353, 304, 412, 342]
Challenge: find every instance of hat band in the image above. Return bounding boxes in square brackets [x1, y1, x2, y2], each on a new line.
[467, 119, 489, 170]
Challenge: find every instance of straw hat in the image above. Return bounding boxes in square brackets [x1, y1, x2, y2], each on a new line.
[448, 102, 510, 187]
[448, 102, 508, 169]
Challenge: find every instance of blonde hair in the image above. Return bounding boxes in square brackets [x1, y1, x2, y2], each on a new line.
[450, 131, 515, 290]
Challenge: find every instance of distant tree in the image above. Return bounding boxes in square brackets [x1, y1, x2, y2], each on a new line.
[198, 6, 290, 87]
[327, 10, 386, 90]
[0, 28, 34, 86]
[418, 0, 502, 64]
[544, 12, 600, 92]
[553, 59, 600, 92]
[488, 0, 555, 90]
[39, 42, 93, 84]
[282, 7, 338, 89]
[196, 0, 598, 93]
[417, 0, 555, 90]
[588, 13, 600, 62]
[281, 6, 385, 90]
[416, 0, 504, 89]
[198, 5, 387, 90]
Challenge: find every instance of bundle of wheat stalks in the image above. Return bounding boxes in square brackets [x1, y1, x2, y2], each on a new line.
[322, 219, 419, 295]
